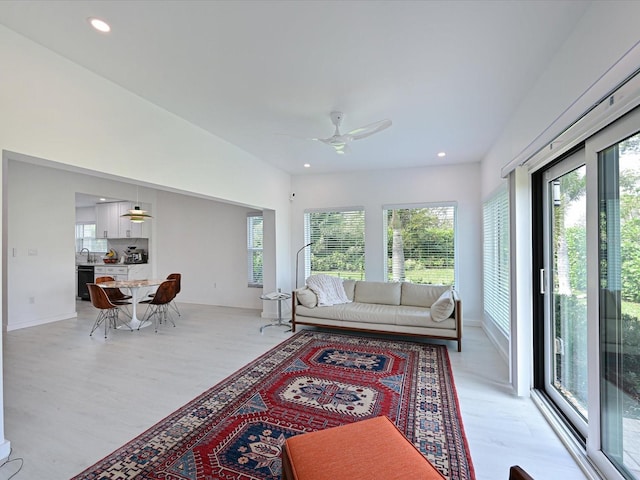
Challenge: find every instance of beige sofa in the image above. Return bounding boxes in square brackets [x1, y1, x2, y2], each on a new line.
[292, 280, 463, 351]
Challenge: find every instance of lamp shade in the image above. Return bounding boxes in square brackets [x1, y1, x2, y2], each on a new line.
[121, 205, 152, 223]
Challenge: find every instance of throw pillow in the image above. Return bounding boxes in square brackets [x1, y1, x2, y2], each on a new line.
[431, 288, 455, 322]
[295, 287, 318, 308]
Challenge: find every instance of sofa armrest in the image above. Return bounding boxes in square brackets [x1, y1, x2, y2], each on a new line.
[453, 295, 462, 352]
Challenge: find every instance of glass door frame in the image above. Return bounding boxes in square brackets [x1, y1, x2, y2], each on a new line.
[541, 148, 589, 439]
[584, 106, 640, 480]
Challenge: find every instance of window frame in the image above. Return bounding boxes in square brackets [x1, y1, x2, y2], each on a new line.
[247, 213, 263, 288]
[382, 202, 457, 286]
[75, 222, 107, 254]
[303, 207, 366, 281]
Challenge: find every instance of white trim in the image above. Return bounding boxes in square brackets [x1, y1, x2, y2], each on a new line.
[7, 311, 78, 331]
[0, 440, 11, 463]
[304, 206, 365, 214]
[531, 390, 605, 480]
[511, 167, 533, 396]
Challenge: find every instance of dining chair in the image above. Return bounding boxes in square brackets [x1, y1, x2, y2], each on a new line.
[87, 283, 133, 338]
[509, 466, 534, 480]
[140, 279, 177, 332]
[95, 275, 132, 318]
[148, 273, 182, 317]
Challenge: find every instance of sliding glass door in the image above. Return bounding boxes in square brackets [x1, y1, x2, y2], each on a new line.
[537, 107, 640, 480]
[542, 151, 588, 437]
[592, 128, 640, 480]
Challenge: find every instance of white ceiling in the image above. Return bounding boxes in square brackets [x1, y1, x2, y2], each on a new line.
[0, 0, 591, 175]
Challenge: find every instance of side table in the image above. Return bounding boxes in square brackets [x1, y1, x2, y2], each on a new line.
[259, 292, 292, 333]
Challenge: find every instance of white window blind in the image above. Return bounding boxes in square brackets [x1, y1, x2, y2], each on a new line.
[247, 213, 263, 287]
[303, 209, 365, 281]
[75, 223, 107, 253]
[483, 188, 510, 334]
[383, 204, 456, 285]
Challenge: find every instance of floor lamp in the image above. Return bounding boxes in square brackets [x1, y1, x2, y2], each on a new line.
[295, 242, 313, 289]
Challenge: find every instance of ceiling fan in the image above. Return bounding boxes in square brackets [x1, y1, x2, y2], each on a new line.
[310, 111, 392, 155]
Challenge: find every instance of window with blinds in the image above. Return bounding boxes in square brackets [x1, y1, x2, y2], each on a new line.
[75, 223, 107, 253]
[247, 213, 263, 287]
[482, 187, 510, 334]
[383, 204, 456, 285]
[303, 209, 365, 281]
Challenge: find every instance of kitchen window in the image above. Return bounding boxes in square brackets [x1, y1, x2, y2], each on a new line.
[75, 223, 107, 253]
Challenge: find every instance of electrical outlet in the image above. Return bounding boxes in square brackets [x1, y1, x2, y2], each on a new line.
[28, 248, 37, 256]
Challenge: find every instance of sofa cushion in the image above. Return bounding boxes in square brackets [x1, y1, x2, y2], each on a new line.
[400, 282, 450, 308]
[295, 302, 456, 330]
[431, 288, 455, 322]
[295, 287, 317, 308]
[354, 281, 401, 305]
[342, 280, 356, 301]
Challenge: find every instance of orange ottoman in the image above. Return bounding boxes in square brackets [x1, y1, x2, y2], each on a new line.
[281, 416, 445, 480]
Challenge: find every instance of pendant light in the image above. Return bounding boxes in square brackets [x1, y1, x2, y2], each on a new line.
[121, 186, 152, 223]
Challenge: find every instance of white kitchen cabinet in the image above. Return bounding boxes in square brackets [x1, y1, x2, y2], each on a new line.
[96, 201, 150, 239]
[95, 203, 119, 239]
[95, 264, 150, 281]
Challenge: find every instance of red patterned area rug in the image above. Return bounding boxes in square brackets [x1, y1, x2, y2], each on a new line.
[73, 331, 475, 480]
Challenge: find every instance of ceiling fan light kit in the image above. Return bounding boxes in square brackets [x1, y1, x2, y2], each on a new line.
[311, 111, 392, 155]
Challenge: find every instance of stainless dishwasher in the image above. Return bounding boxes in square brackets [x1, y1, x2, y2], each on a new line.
[77, 265, 95, 300]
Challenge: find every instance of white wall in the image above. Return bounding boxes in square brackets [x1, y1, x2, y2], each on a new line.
[154, 190, 262, 309]
[0, 25, 292, 457]
[291, 163, 483, 323]
[482, 1, 640, 197]
[479, 1, 640, 394]
[6, 158, 263, 331]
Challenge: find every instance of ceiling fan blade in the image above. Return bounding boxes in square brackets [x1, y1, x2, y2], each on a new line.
[346, 119, 392, 140]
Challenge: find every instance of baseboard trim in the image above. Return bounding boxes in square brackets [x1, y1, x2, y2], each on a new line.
[7, 311, 77, 331]
[0, 439, 11, 461]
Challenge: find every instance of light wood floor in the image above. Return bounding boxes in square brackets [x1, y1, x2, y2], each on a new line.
[1, 301, 587, 480]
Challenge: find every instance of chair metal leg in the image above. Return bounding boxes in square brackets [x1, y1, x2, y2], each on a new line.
[170, 300, 181, 317]
[166, 305, 176, 327]
[90, 307, 131, 338]
[89, 310, 107, 337]
[141, 304, 161, 332]
[113, 308, 133, 331]
[141, 303, 174, 332]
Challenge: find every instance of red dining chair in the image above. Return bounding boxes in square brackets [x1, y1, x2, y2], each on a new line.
[140, 279, 177, 332]
[87, 283, 133, 338]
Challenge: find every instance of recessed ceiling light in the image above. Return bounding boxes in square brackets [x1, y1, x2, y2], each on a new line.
[304, 163, 311, 168]
[88, 17, 111, 33]
[437, 152, 446, 158]
[99, 198, 107, 202]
